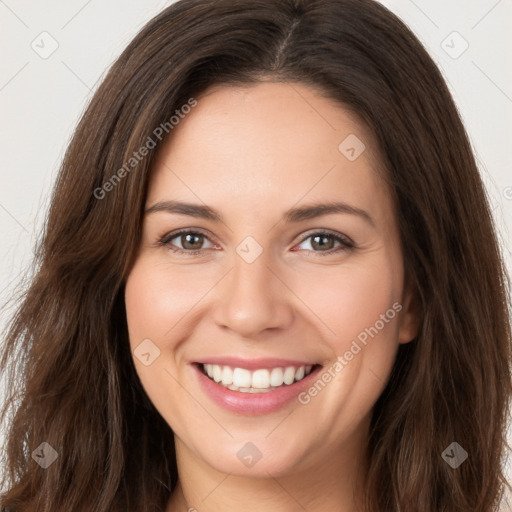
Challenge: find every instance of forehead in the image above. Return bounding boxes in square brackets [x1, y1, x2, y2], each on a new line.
[147, 82, 393, 227]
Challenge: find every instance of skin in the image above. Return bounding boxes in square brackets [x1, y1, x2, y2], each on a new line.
[124, 81, 419, 512]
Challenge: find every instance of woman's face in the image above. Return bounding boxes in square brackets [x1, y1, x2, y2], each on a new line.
[125, 82, 418, 479]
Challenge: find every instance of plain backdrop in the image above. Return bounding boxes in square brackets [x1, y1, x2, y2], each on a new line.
[1, 0, 511, 505]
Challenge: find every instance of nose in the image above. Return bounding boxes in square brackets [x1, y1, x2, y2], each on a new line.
[212, 250, 295, 338]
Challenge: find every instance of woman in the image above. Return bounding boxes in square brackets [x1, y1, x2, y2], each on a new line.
[1, 0, 510, 511]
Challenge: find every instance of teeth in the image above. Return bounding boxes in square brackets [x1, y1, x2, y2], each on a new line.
[270, 367, 284, 387]
[201, 363, 314, 392]
[232, 368, 252, 388]
[212, 365, 222, 383]
[221, 366, 233, 386]
[252, 369, 270, 388]
[283, 366, 296, 385]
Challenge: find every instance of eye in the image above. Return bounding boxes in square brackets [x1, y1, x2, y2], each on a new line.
[293, 230, 354, 255]
[159, 229, 217, 255]
[158, 228, 355, 257]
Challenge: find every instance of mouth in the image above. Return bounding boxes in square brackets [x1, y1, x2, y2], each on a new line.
[198, 362, 317, 393]
[191, 359, 323, 415]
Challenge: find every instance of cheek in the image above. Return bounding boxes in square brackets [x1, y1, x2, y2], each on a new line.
[294, 258, 401, 353]
[292, 260, 403, 433]
[124, 257, 215, 344]
[124, 257, 206, 424]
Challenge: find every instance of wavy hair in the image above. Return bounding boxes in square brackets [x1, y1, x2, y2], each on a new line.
[1, 0, 511, 511]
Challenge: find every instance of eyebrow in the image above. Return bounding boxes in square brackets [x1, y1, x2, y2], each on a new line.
[145, 200, 376, 228]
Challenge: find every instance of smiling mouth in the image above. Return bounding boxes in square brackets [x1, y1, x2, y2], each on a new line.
[197, 362, 320, 393]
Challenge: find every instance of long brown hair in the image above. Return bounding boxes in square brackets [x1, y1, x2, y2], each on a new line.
[1, 1, 510, 510]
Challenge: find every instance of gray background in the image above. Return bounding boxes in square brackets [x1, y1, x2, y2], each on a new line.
[1, 0, 511, 504]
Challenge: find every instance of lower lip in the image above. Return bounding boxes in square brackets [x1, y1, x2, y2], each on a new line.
[192, 363, 322, 415]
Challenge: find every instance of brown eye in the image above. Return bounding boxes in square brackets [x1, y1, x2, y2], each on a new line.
[180, 233, 205, 250]
[310, 234, 336, 251]
[160, 229, 216, 255]
[295, 231, 354, 255]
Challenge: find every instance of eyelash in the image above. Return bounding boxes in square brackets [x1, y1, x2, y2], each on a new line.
[158, 228, 355, 257]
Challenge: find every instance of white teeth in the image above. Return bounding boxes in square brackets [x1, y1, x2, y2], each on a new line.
[283, 366, 296, 385]
[270, 367, 284, 386]
[232, 368, 252, 388]
[202, 363, 314, 392]
[212, 365, 222, 383]
[251, 369, 270, 388]
[221, 366, 233, 386]
[238, 387, 273, 393]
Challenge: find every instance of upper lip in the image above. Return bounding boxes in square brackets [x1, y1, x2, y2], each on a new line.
[194, 357, 321, 370]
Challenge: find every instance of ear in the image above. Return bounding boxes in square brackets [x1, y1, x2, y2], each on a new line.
[397, 279, 421, 344]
